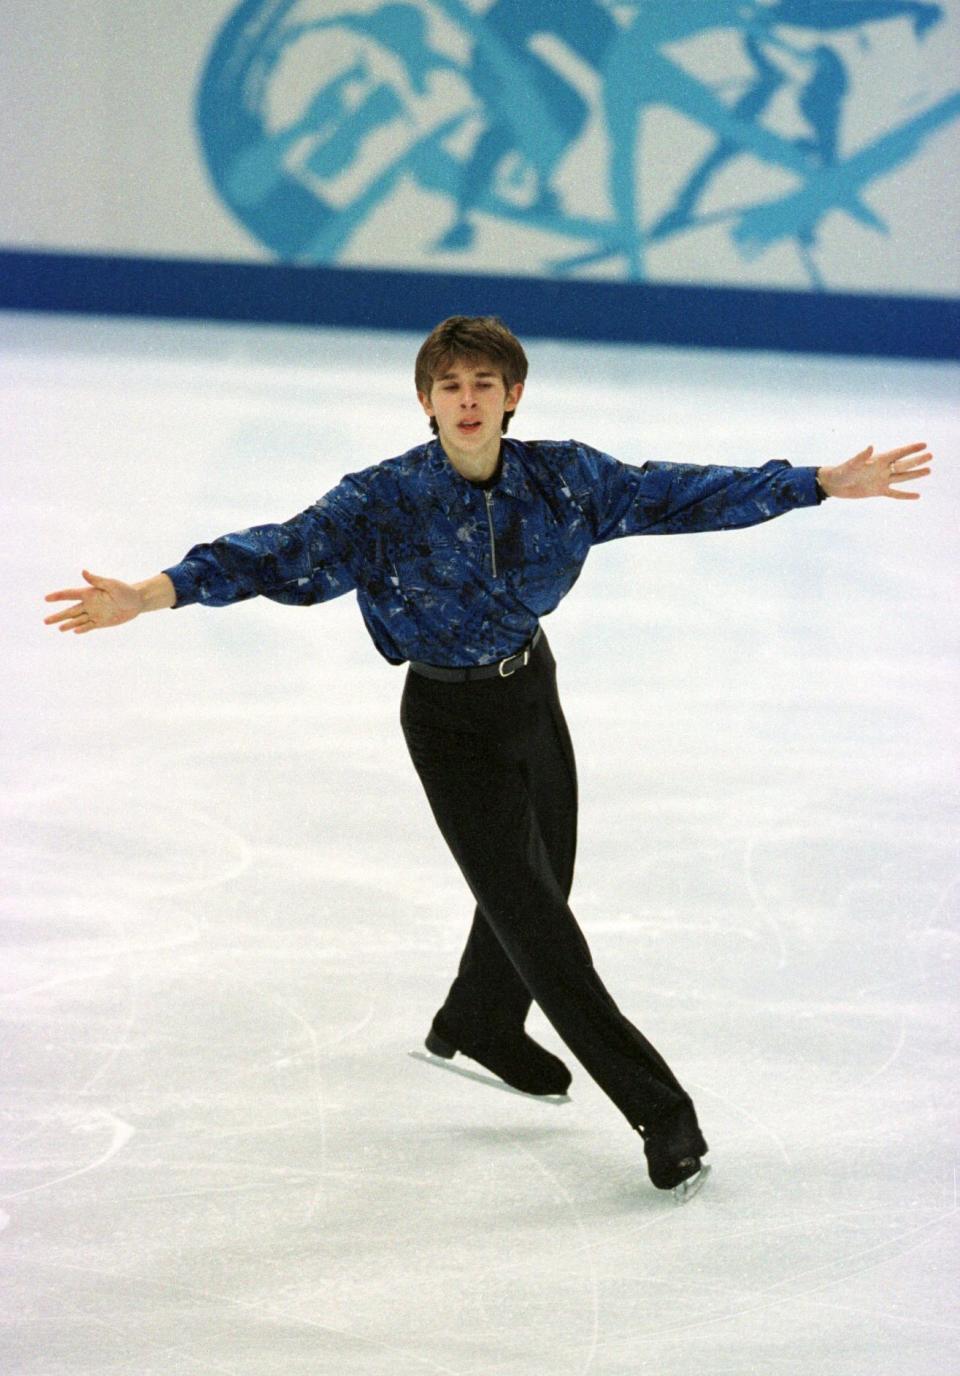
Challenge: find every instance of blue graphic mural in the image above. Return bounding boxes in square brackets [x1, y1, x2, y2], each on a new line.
[197, 0, 960, 288]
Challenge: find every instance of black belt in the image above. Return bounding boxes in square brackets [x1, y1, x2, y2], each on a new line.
[409, 627, 542, 682]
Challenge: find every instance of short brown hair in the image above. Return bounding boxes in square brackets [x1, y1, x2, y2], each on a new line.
[415, 315, 528, 434]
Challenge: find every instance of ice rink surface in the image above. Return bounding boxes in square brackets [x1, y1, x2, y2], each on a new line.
[3, 311, 958, 1375]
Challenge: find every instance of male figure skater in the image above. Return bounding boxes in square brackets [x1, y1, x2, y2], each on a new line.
[44, 316, 932, 1199]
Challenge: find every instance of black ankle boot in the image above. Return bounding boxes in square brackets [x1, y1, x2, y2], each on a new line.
[426, 1012, 572, 1096]
[638, 1104, 709, 1190]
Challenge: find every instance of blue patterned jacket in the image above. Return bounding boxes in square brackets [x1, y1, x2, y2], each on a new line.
[163, 438, 823, 666]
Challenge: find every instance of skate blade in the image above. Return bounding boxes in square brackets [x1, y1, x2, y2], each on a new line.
[408, 1051, 571, 1105]
[672, 1163, 711, 1205]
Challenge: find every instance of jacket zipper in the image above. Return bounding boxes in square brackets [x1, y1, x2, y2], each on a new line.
[483, 490, 498, 577]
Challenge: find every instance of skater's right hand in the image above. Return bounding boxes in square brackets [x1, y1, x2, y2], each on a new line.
[44, 569, 144, 635]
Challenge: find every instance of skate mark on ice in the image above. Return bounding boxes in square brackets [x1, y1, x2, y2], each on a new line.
[595, 1196, 959, 1345]
[11, 902, 151, 1172]
[73, 909, 144, 1100]
[33, 1256, 470, 1376]
[182, 980, 375, 1222]
[0, 1110, 135, 1202]
[191, 974, 334, 1217]
[843, 1011, 907, 1092]
[732, 1200, 960, 1325]
[2, 803, 242, 1161]
[213, 1000, 375, 1093]
[409, 1051, 571, 1104]
[686, 1078, 791, 1165]
[140, 802, 255, 899]
[689, 1199, 933, 1254]
[2, 904, 145, 1159]
[3, 962, 114, 1003]
[834, 868, 960, 1094]
[742, 829, 788, 971]
[802, 1293, 960, 1338]
[507, 1136, 601, 1375]
[77, 1306, 243, 1376]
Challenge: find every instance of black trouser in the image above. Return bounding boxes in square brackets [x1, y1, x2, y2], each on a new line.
[400, 631, 695, 1131]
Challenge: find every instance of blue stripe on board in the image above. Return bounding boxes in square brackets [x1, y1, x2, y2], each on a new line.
[1, 249, 957, 360]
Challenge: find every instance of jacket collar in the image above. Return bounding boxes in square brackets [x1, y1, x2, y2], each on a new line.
[423, 438, 534, 507]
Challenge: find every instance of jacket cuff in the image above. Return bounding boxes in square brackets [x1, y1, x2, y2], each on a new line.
[161, 561, 199, 608]
[793, 466, 827, 506]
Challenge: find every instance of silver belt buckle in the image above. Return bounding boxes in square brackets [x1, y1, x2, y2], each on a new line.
[498, 646, 530, 678]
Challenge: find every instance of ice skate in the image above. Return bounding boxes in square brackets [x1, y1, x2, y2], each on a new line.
[638, 1104, 709, 1197]
[409, 1048, 571, 1103]
[411, 1014, 572, 1102]
[671, 1163, 711, 1205]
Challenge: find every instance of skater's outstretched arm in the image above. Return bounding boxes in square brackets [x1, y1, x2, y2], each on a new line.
[815, 442, 932, 499]
[44, 570, 175, 635]
[574, 436, 933, 543]
[44, 475, 367, 637]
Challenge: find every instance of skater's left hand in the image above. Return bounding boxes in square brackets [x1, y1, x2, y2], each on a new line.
[816, 443, 932, 500]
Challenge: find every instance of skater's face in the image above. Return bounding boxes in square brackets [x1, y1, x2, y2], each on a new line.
[419, 357, 523, 478]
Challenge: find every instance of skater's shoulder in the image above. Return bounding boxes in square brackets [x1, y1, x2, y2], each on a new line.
[509, 438, 615, 488]
[356, 444, 429, 481]
[375, 441, 436, 480]
[512, 437, 611, 467]
[321, 443, 434, 504]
